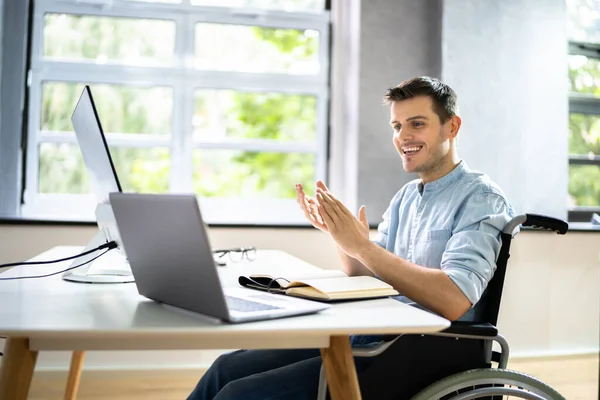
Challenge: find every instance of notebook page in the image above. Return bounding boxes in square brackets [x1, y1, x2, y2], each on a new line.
[291, 276, 395, 293]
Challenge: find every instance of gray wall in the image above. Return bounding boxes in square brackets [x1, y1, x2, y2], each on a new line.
[0, 0, 3, 144]
[357, 0, 443, 217]
[357, 0, 568, 222]
[0, 0, 29, 218]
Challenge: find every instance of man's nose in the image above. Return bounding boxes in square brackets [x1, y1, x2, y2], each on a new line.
[398, 128, 413, 142]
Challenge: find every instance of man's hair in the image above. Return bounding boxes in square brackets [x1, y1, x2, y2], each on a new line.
[383, 77, 458, 124]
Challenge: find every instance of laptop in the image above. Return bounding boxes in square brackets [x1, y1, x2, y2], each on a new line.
[109, 192, 330, 323]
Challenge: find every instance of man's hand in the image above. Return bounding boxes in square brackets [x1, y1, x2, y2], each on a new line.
[316, 188, 370, 258]
[295, 181, 330, 233]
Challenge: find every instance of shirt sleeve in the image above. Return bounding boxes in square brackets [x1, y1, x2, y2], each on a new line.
[441, 190, 515, 307]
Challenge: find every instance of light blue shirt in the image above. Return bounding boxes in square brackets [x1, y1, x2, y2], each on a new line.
[372, 160, 515, 316]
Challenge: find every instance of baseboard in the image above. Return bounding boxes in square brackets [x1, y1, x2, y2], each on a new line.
[29, 348, 599, 373]
[34, 363, 214, 373]
[34, 368, 208, 378]
[509, 348, 599, 360]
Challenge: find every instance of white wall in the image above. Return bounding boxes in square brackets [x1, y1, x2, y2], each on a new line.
[442, 0, 569, 221]
[0, 225, 598, 370]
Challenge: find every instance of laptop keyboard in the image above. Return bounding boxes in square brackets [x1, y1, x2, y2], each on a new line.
[225, 295, 283, 313]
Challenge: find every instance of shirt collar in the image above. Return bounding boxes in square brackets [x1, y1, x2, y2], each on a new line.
[418, 160, 468, 195]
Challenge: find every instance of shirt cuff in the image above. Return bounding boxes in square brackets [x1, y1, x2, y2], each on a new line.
[443, 267, 486, 308]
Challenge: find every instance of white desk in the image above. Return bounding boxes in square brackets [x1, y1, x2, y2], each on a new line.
[0, 246, 450, 400]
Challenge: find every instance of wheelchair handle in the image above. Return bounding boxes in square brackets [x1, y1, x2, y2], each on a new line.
[503, 214, 568, 235]
[523, 213, 568, 234]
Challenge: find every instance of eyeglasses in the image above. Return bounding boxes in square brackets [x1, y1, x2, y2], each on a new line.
[212, 246, 257, 264]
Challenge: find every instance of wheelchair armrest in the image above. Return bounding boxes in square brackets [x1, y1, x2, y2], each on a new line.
[381, 321, 498, 343]
[440, 321, 498, 338]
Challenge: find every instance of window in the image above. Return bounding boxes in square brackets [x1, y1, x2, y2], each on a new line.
[23, 0, 330, 224]
[566, 0, 600, 222]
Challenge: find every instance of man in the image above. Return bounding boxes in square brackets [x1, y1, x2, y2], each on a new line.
[187, 76, 515, 400]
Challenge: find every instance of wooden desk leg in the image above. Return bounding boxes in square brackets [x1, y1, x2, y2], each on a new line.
[64, 351, 85, 400]
[320, 335, 361, 400]
[0, 337, 38, 400]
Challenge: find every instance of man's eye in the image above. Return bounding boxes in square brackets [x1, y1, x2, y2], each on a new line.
[393, 125, 401, 131]
[413, 121, 423, 127]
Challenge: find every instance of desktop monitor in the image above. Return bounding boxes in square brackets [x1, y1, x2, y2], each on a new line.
[71, 85, 121, 205]
[62, 86, 134, 284]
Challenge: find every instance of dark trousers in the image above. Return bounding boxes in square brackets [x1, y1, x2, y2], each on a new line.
[187, 334, 489, 400]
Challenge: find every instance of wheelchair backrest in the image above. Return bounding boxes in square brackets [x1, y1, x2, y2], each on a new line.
[470, 232, 513, 325]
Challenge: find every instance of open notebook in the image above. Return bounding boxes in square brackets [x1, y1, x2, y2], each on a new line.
[238, 267, 399, 302]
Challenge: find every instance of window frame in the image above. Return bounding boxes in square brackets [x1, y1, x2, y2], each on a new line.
[567, 41, 600, 222]
[19, 0, 331, 225]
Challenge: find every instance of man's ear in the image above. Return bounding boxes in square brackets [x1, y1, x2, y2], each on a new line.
[448, 115, 461, 139]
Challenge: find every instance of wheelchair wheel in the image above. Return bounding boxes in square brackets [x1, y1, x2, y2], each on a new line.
[410, 368, 565, 400]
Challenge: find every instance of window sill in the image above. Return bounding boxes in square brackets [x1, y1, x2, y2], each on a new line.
[0, 215, 316, 229]
[566, 222, 600, 232]
[2, 217, 598, 232]
[0, 215, 95, 227]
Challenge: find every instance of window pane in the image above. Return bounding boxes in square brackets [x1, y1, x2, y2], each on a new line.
[569, 55, 600, 95]
[195, 24, 319, 74]
[569, 113, 600, 155]
[43, 14, 175, 66]
[190, 0, 324, 11]
[41, 82, 172, 135]
[567, 0, 600, 44]
[193, 150, 314, 198]
[39, 143, 170, 194]
[194, 90, 316, 141]
[39, 143, 90, 194]
[569, 164, 600, 207]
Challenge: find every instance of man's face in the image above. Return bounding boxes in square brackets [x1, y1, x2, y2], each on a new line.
[390, 96, 453, 176]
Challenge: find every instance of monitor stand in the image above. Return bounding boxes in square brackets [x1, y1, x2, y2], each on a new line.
[62, 203, 134, 284]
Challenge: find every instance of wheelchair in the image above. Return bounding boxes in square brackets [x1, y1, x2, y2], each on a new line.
[317, 213, 569, 400]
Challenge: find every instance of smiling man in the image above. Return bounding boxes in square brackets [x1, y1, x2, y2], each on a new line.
[187, 77, 515, 400]
[306, 76, 515, 322]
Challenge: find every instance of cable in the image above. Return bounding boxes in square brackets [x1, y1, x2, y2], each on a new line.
[0, 243, 118, 359]
[0, 243, 118, 356]
[0, 241, 117, 270]
[0, 247, 115, 281]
